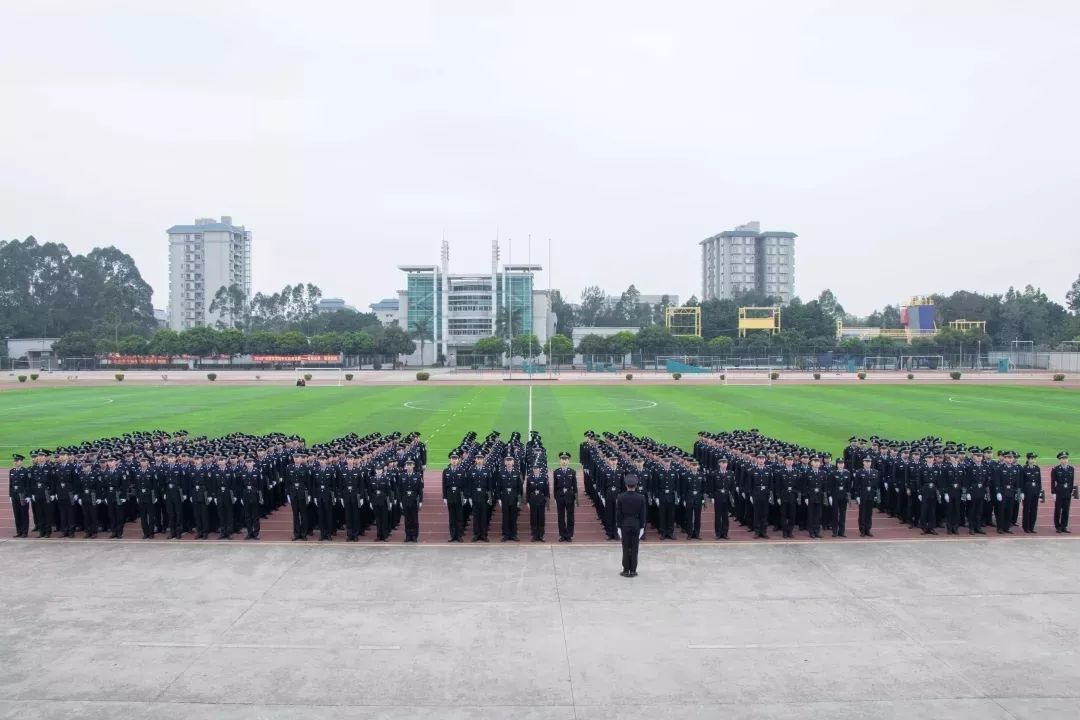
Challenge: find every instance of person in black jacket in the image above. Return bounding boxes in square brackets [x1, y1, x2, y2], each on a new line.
[616, 474, 647, 578]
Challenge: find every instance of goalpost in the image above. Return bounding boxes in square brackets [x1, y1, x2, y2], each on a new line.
[900, 355, 945, 371]
[295, 367, 345, 386]
[723, 363, 774, 387]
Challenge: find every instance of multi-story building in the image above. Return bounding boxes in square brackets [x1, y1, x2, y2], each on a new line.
[700, 221, 796, 303]
[396, 240, 553, 365]
[315, 298, 358, 314]
[166, 216, 252, 330]
[368, 298, 400, 326]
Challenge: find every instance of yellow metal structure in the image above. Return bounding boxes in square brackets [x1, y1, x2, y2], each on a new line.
[948, 319, 987, 333]
[738, 306, 781, 337]
[665, 306, 702, 337]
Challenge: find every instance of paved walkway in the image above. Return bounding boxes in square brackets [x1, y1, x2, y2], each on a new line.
[1, 538, 1078, 719]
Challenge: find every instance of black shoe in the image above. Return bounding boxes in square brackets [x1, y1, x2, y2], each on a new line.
[865, 532, 874, 537]
[620, 571, 630, 577]
[838, 532, 846, 537]
[629, 571, 637, 577]
[1064, 528, 1072, 534]
[564, 537, 571, 542]
[482, 537, 490, 542]
[1004, 529, 1013, 534]
[975, 529, 986, 534]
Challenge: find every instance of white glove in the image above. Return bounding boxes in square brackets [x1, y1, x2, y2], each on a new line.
[51, 495, 57, 501]
[944, 493, 950, 503]
[996, 493, 1002, 502]
[443, 499, 447, 506]
[313, 499, 318, 507]
[855, 497, 860, 504]
[965, 494, 971, 501]
[418, 503, 422, 510]
[804, 498, 808, 506]
[617, 528, 622, 539]
[884, 483, 889, 490]
[917, 495, 922, 502]
[638, 528, 644, 539]
[827, 496, 833, 506]
[749, 496, 754, 505]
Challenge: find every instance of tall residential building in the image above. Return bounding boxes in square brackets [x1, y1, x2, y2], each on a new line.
[166, 216, 252, 330]
[396, 239, 554, 365]
[700, 221, 797, 303]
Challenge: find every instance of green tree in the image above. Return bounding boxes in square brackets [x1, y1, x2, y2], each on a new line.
[577, 285, 609, 327]
[52, 331, 97, 360]
[376, 325, 415, 363]
[344, 331, 375, 360]
[511, 333, 542, 358]
[208, 284, 249, 330]
[148, 329, 182, 362]
[1068, 274, 1080, 314]
[217, 328, 246, 361]
[633, 325, 677, 357]
[576, 334, 611, 357]
[117, 335, 149, 357]
[276, 331, 309, 355]
[544, 334, 574, 367]
[180, 326, 221, 358]
[472, 336, 508, 366]
[549, 290, 576, 336]
[706, 335, 734, 354]
[309, 332, 346, 354]
[244, 330, 280, 355]
[608, 330, 637, 358]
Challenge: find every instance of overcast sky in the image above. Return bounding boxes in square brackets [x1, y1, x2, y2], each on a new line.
[2, 1, 1078, 316]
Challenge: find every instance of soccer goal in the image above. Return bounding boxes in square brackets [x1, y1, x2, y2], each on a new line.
[723, 367, 774, 386]
[863, 356, 898, 371]
[900, 355, 945, 371]
[295, 367, 345, 386]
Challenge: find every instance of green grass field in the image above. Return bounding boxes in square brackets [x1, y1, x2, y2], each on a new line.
[0, 383, 1076, 467]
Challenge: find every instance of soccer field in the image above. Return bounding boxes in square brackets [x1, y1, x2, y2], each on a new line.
[0, 383, 1076, 466]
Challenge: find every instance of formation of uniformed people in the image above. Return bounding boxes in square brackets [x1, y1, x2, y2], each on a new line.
[7, 430, 428, 542]
[9, 428, 1072, 542]
[838, 436, 1075, 535]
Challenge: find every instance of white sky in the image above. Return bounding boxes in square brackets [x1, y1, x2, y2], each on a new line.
[1, 0, 1078, 316]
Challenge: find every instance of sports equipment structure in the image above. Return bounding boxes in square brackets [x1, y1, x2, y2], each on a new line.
[900, 355, 945, 371]
[294, 367, 345, 386]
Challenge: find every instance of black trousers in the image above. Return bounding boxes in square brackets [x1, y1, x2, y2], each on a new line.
[373, 502, 390, 539]
[530, 500, 546, 540]
[317, 497, 334, 539]
[502, 502, 519, 539]
[138, 497, 155, 537]
[290, 499, 306, 538]
[447, 501, 464, 540]
[686, 502, 702, 537]
[1054, 494, 1071, 530]
[713, 499, 730, 538]
[57, 494, 75, 535]
[244, 500, 260, 537]
[997, 497, 1015, 532]
[32, 497, 50, 535]
[944, 498, 961, 532]
[108, 499, 125, 536]
[967, 495, 984, 532]
[780, 500, 796, 536]
[919, 494, 936, 530]
[859, 496, 874, 534]
[1021, 494, 1039, 531]
[604, 493, 619, 537]
[752, 496, 768, 536]
[194, 501, 209, 537]
[11, 497, 29, 536]
[832, 498, 848, 535]
[807, 501, 822, 536]
[403, 504, 419, 540]
[658, 500, 675, 537]
[472, 494, 489, 539]
[166, 497, 184, 537]
[621, 525, 641, 573]
[217, 495, 234, 536]
[556, 499, 575, 539]
[344, 496, 361, 539]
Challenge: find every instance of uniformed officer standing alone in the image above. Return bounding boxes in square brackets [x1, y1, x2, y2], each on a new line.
[1051, 451, 1075, 533]
[616, 475, 647, 578]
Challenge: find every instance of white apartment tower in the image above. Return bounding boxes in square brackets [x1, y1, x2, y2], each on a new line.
[700, 221, 797, 303]
[166, 216, 252, 330]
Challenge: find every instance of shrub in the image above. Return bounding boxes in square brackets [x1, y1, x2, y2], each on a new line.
[949, 371, 962, 380]
[416, 371, 430, 381]
[345, 373, 354, 381]
[114, 373, 125, 382]
[907, 373, 915, 380]
[857, 371, 867, 380]
[207, 373, 217, 381]
[625, 373, 633, 381]
[30, 373, 39, 381]
[17, 375, 27, 383]
[372, 362, 382, 370]
[769, 372, 780, 381]
[813, 372, 821, 380]
[672, 372, 682, 380]
[719, 373, 726, 381]
[1053, 373, 1065, 382]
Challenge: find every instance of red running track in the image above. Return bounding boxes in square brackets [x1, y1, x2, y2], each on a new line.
[0, 468, 1070, 545]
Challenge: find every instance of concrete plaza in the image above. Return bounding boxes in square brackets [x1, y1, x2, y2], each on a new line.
[1, 537, 1078, 719]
